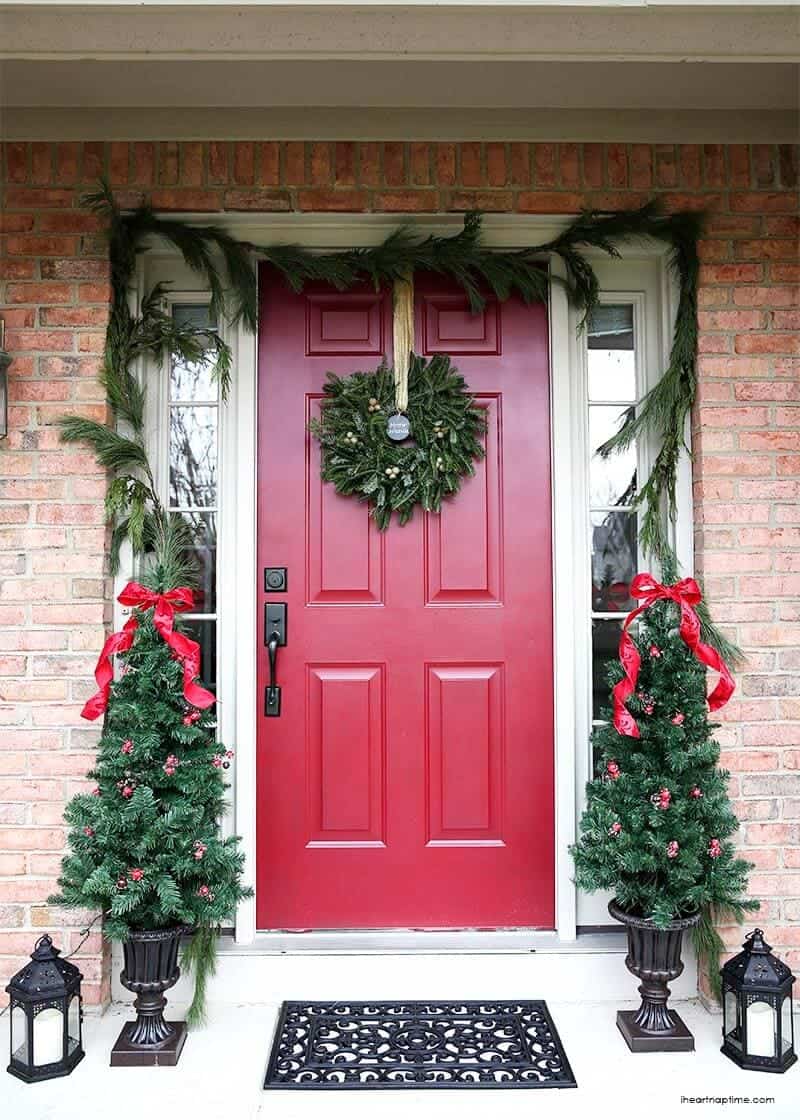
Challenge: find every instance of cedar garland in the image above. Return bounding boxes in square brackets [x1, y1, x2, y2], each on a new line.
[63, 183, 738, 661]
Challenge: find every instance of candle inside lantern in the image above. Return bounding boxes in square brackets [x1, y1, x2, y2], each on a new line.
[33, 1007, 64, 1066]
[746, 1000, 775, 1058]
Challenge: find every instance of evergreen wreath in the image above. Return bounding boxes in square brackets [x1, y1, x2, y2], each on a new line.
[309, 355, 486, 530]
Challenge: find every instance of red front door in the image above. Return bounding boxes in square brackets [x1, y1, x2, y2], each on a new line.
[256, 266, 554, 930]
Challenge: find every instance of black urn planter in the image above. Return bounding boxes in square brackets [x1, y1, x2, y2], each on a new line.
[110, 927, 190, 1067]
[609, 900, 700, 1053]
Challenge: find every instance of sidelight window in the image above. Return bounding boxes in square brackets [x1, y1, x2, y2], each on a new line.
[166, 302, 219, 692]
[586, 302, 640, 758]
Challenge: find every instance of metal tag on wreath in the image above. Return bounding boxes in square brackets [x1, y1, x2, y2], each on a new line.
[387, 412, 411, 441]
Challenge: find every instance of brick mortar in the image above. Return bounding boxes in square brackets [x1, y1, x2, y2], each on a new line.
[1, 141, 799, 1004]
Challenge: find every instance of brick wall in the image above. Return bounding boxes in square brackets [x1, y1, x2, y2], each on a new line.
[1, 140, 798, 1004]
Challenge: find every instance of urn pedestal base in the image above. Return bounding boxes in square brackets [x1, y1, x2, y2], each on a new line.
[616, 1009, 694, 1053]
[110, 1021, 187, 1067]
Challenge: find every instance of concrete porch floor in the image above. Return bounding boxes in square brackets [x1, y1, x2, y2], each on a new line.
[7, 998, 798, 1120]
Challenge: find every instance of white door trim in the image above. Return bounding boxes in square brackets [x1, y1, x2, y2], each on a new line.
[139, 214, 682, 949]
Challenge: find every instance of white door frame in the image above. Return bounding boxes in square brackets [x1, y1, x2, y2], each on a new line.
[138, 213, 686, 949]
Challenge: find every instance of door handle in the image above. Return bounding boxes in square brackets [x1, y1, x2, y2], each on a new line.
[265, 631, 282, 717]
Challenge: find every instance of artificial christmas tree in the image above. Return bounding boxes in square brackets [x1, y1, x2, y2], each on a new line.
[572, 571, 756, 1050]
[51, 544, 251, 1063]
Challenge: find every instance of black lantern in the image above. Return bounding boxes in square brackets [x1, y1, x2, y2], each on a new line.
[5, 934, 84, 1083]
[721, 928, 796, 1074]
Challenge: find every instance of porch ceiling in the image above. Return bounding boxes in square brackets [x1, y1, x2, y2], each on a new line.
[0, 3, 798, 141]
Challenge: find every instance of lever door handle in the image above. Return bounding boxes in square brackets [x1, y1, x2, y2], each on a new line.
[265, 631, 282, 716]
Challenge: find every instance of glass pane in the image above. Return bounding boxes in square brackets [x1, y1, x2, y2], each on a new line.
[589, 406, 637, 506]
[592, 511, 637, 612]
[33, 1006, 63, 1066]
[592, 618, 623, 720]
[180, 512, 217, 614]
[781, 996, 793, 1056]
[746, 999, 776, 1058]
[67, 995, 81, 1055]
[183, 619, 217, 693]
[11, 1004, 28, 1066]
[588, 304, 635, 401]
[170, 305, 218, 403]
[724, 989, 742, 1050]
[169, 406, 217, 509]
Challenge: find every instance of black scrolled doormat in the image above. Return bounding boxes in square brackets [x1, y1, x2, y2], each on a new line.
[264, 1000, 577, 1089]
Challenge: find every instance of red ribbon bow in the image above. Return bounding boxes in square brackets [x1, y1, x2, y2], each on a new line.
[82, 581, 216, 721]
[612, 572, 735, 739]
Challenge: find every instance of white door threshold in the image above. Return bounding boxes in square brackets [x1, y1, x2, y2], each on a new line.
[227, 929, 626, 955]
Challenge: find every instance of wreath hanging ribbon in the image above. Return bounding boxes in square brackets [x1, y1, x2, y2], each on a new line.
[612, 572, 735, 739]
[82, 581, 216, 720]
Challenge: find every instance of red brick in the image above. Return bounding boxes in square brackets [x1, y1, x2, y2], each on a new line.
[297, 189, 368, 212]
[779, 144, 798, 189]
[629, 145, 652, 189]
[558, 144, 580, 189]
[359, 143, 381, 187]
[30, 142, 52, 185]
[131, 141, 155, 186]
[233, 142, 256, 186]
[180, 142, 204, 187]
[409, 143, 430, 187]
[533, 144, 556, 188]
[4, 141, 28, 183]
[583, 143, 604, 189]
[6, 235, 78, 256]
[373, 191, 438, 213]
[730, 192, 800, 213]
[700, 263, 764, 284]
[699, 310, 763, 331]
[509, 143, 530, 187]
[486, 143, 507, 188]
[382, 143, 405, 188]
[149, 190, 220, 212]
[282, 142, 305, 186]
[517, 192, 582, 214]
[223, 190, 291, 212]
[5, 282, 72, 304]
[752, 145, 777, 188]
[734, 285, 798, 308]
[678, 144, 702, 188]
[334, 142, 356, 187]
[158, 140, 179, 185]
[735, 333, 800, 356]
[703, 144, 725, 187]
[460, 143, 482, 188]
[728, 145, 751, 188]
[208, 141, 229, 184]
[82, 142, 104, 182]
[649, 145, 676, 187]
[435, 144, 456, 187]
[606, 143, 628, 188]
[258, 142, 280, 187]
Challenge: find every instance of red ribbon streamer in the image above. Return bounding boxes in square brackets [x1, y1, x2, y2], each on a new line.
[82, 581, 216, 720]
[612, 572, 735, 739]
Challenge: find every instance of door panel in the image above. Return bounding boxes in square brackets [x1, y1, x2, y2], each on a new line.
[257, 266, 554, 930]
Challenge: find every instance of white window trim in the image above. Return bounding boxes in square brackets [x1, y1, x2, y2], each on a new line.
[134, 214, 689, 948]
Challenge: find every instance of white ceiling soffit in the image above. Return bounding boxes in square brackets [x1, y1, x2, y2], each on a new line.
[0, 6, 797, 141]
[0, 5, 798, 63]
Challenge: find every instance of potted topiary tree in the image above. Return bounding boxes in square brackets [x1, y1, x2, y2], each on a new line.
[572, 571, 757, 1053]
[51, 521, 251, 1065]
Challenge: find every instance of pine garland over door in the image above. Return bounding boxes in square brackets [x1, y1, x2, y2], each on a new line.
[60, 182, 738, 662]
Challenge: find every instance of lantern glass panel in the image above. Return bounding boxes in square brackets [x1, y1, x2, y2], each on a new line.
[781, 996, 793, 1056]
[33, 1006, 64, 1067]
[10, 1003, 28, 1066]
[67, 995, 81, 1055]
[723, 987, 742, 1050]
[746, 998, 776, 1059]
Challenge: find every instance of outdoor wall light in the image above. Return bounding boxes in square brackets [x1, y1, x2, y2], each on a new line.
[6, 934, 85, 1083]
[721, 928, 796, 1074]
[0, 323, 10, 440]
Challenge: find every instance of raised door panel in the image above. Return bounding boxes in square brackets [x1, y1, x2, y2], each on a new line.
[305, 294, 385, 356]
[424, 395, 502, 605]
[426, 664, 504, 846]
[307, 665, 386, 847]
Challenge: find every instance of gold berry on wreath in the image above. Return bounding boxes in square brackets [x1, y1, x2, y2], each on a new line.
[309, 354, 486, 530]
